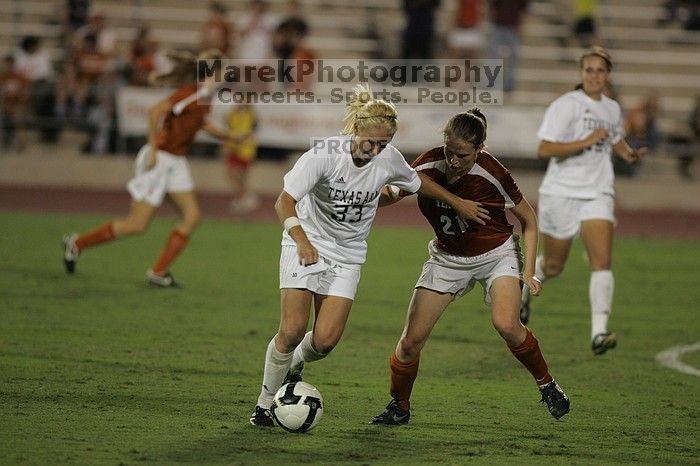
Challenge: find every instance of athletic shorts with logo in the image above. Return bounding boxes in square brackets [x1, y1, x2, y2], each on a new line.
[415, 236, 522, 304]
[279, 245, 361, 300]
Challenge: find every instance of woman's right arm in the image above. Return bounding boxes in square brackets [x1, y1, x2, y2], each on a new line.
[537, 127, 608, 159]
[275, 191, 318, 266]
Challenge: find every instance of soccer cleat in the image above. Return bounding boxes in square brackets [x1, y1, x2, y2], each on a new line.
[519, 292, 531, 325]
[369, 400, 410, 425]
[591, 332, 617, 355]
[283, 362, 304, 385]
[539, 380, 570, 420]
[145, 269, 183, 288]
[62, 233, 80, 274]
[249, 405, 275, 427]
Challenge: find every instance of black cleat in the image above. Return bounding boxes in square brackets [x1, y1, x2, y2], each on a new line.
[283, 362, 304, 385]
[62, 233, 79, 274]
[146, 269, 183, 288]
[539, 380, 570, 420]
[519, 293, 531, 325]
[249, 406, 274, 427]
[591, 332, 617, 355]
[369, 400, 410, 425]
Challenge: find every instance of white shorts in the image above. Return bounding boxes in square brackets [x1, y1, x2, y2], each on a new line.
[415, 236, 522, 304]
[538, 193, 615, 239]
[126, 144, 195, 207]
[279, 245, 361, 300]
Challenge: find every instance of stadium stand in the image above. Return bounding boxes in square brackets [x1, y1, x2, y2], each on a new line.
[0, 0, 698, 156]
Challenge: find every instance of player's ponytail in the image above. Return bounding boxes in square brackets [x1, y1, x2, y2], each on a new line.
[443, 107, 487, 148]
[341, 83, 398, 135]
[149, 48, 223, 87]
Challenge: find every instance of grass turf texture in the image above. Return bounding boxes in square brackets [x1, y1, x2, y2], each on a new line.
[1, 211, 699, 465]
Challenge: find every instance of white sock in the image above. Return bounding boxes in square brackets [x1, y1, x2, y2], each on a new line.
[291, 331, 328, 372]
[256, 336, 293, 409]
[522, 255, 547, 303]
[535, 255, 547, 282]
[590, 270, 614, 339]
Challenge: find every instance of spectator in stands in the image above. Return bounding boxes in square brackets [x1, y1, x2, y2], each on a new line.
[0, 55, 30, 151]
[126, 26, 168, 87]
[448, 0, 484, 60]
[273, 0, 310, 63]
[62, 0, 91, 45]
[274, 11, 316, 90]
[572, 0, 599, 48]
[488, 0, 529, 93]
[223, 95, 260, 213]
[613, 91, 661, 177]
[402, 0, 441, 60]
[73, 13, 118, 60]
[237, 0, 278, 61]
[681, 93, 700, 179]
[13, 36, 58, 142]
[201, 1, 234, 56]
[72, 33, 109, 118]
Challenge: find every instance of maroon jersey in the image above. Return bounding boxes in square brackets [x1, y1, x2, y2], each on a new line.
[412, 147, 523, 257]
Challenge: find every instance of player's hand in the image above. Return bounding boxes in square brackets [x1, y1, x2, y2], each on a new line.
[297, 240, 319, 266]
[524, 276, 542, 296]
[452, 199, 490, 226]
[586, 128, 609, 146]
[146, 148, 158, 170]
[621, 147, 647, 163]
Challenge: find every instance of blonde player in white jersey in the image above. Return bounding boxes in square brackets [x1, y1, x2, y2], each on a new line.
[520, 46, 646, 355]
[250, 84, 491, 426]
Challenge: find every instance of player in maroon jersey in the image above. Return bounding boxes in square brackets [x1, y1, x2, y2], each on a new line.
[370, 108, 570, 425]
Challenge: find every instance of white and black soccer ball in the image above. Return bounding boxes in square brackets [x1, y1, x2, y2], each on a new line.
[271, 382, 324, 433]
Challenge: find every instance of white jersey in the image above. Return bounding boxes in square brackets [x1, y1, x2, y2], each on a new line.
[282, 135, 422, 266]
[538, 89, 623, 199]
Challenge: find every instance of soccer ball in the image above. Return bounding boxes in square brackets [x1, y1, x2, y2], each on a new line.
[271, 382, 324, 433]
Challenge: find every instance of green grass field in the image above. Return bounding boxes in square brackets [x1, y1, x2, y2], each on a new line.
[1, 211, 699, 465]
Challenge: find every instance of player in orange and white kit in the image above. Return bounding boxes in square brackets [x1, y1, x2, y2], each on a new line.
[62, 49, 233, 287]
[370, 108, 570, 425]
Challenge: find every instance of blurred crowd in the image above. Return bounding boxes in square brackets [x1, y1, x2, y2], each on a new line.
[0, 0, 315, 155]
[0, 0, 697, 178]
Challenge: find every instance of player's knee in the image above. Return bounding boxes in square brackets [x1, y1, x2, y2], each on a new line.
[397, 336, 420, 361]
[311, 332, 340, 354]
[277, 329, 305, 351]
[492, 317, 521, 343]
[542, 260, 564, 278]
[123, 217, 149, 235]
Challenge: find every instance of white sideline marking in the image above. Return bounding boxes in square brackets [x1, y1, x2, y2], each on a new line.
[655, 342, 700, 377]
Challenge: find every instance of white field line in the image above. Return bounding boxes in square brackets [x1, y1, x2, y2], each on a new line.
[655, 342, 700, 377]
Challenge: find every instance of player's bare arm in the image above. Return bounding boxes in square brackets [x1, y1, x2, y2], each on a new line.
[146, 99, 174, 169]
[275, 191, 318, 266]
[613, 139, 647, 163]
[537, 128, 608, 159]
[416, 172, 490, 225]
[510, 198, 542, 296]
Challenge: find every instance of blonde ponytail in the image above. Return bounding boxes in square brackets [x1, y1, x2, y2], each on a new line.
[340, 83, 398, 135]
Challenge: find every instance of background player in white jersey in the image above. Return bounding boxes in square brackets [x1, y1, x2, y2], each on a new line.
[520, 46, 645, 355]
[249, 85, 491, 426]
[370, 109, 569, 425]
